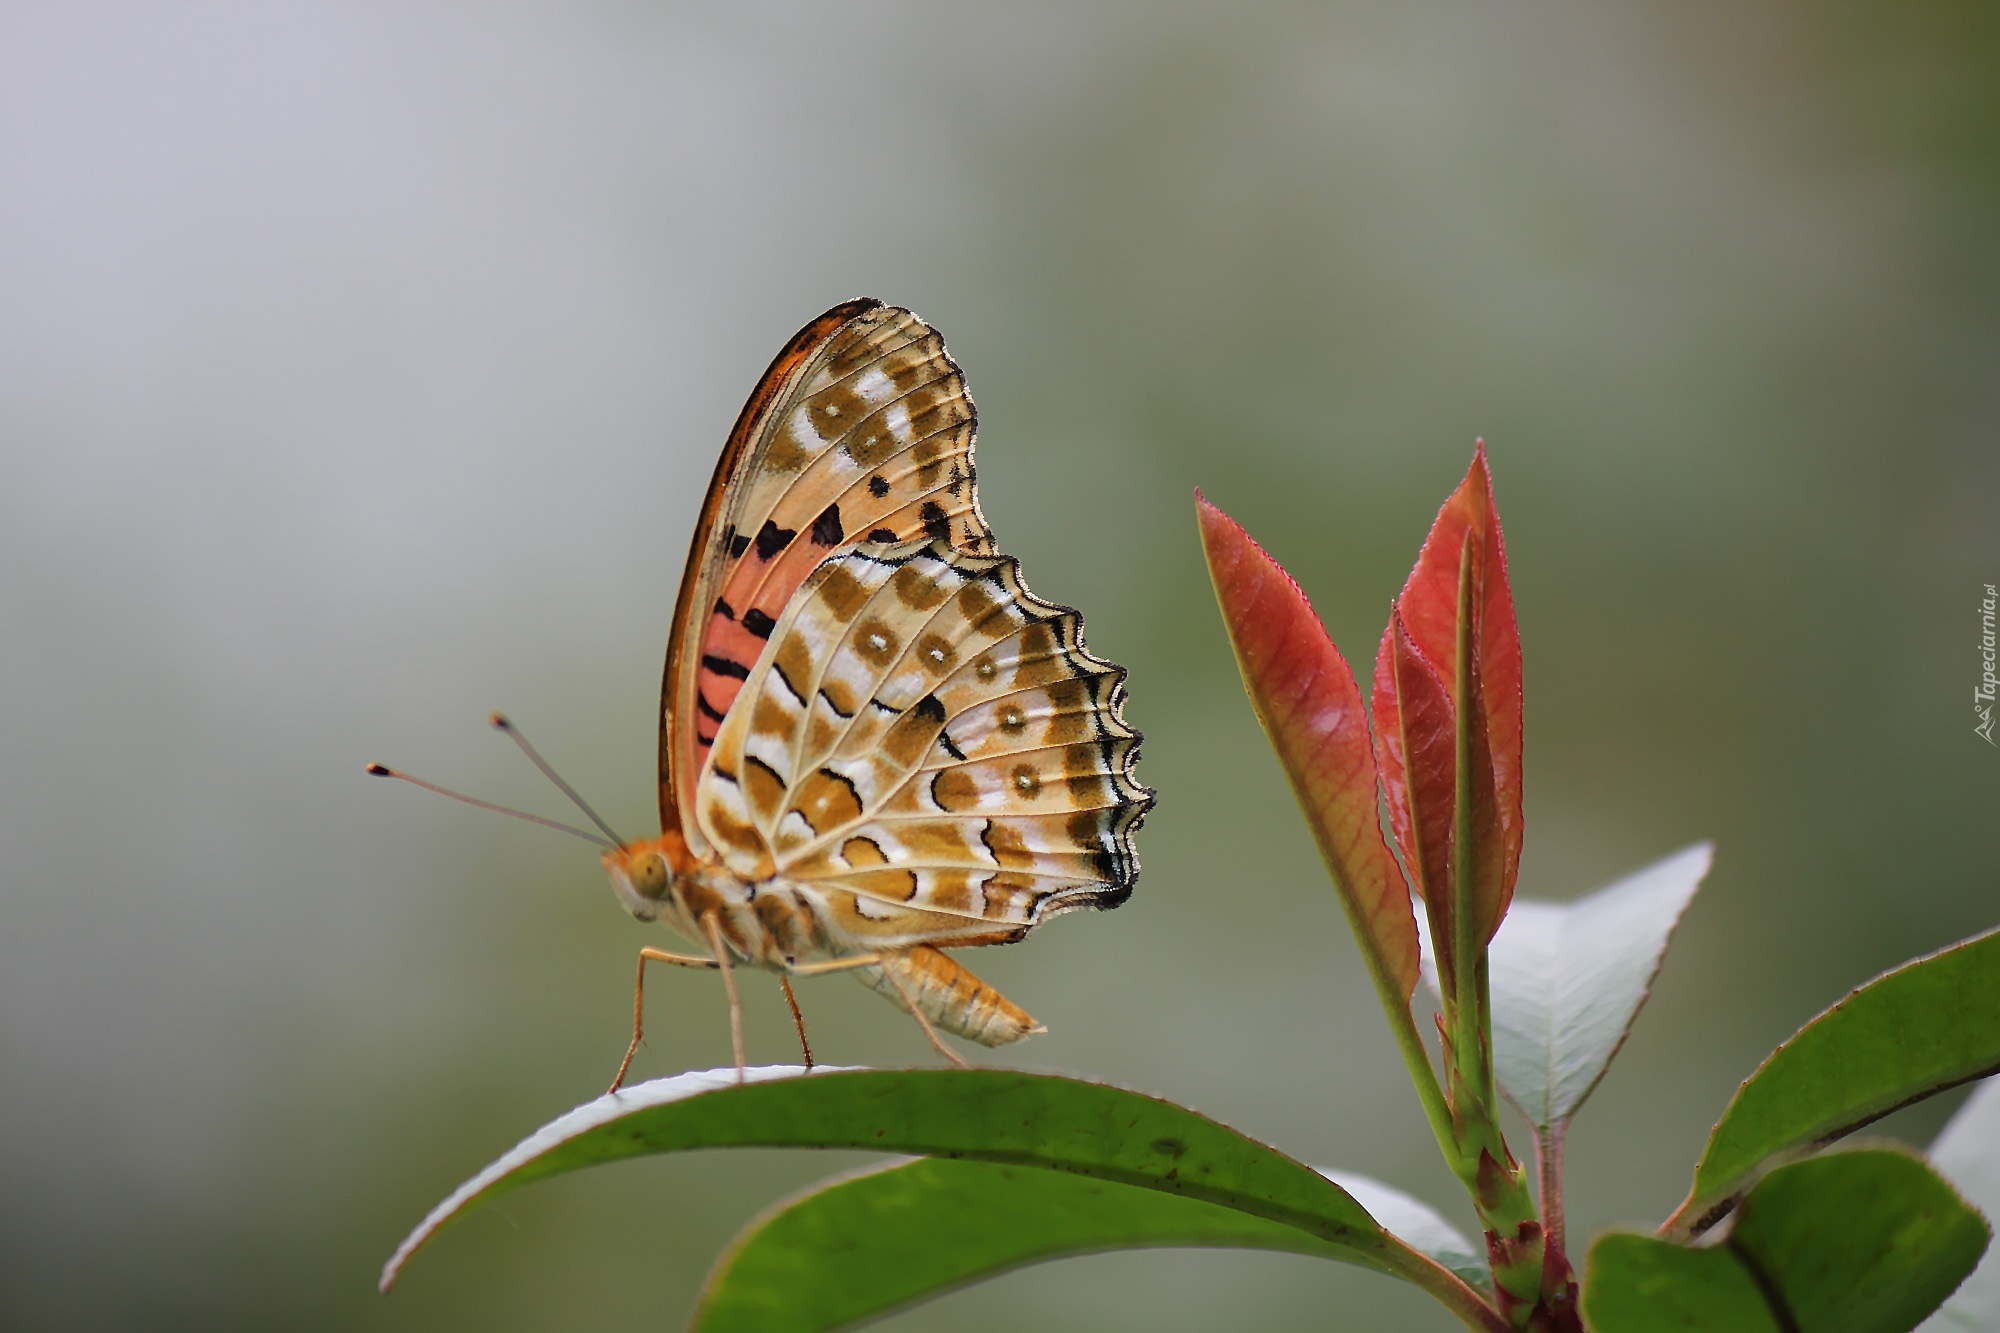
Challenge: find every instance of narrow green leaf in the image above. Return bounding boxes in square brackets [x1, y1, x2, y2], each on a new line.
[380, 1066, 1391, 1291]
[1678, 927, 2000, 1230]
[1588, 1148, 1989, 1333]
[1920, 1078, 2000, 1331]
[694, 1160, 1485, 1333]
[1487, 843, 1711, 1132]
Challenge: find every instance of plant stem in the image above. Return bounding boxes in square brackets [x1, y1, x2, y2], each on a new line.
[1375, 966, 1461, 1176]
[1536, 1126, 1565, 1255]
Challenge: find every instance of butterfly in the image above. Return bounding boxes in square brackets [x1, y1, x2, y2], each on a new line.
[591, 298, 1152, 1085]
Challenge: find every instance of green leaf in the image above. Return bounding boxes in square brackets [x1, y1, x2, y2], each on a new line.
[1920, 1078, 2000, 1331]
[1676, 927, 2000, 1230]
[381, 1066, 1397, 1292]
[1583, 1234, 1779, 1332]
[1487, 843, 1711, 1133]
[693, 1160, 1486, 1333]
[1586, 1147, 1990, 1333]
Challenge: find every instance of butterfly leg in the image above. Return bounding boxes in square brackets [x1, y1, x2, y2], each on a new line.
[790, 954, 971, 1069]
[788, 954, 883, 976]
[777, 976, 813, 1069]
[879, 962, 971, 1068]
[609, 946, 721, 1094]
[700, 914, 748, 1082]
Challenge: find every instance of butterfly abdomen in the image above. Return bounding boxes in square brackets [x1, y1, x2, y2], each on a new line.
[856, 946, 1043, 1047]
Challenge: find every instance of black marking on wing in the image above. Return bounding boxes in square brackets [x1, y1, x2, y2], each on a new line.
[696, 691, 728, 723]
[937, 727, 968, 762]
[754, 519, 796, 560]
[912, 693, 945, 726]
[725, 526, 750, 559]
[744, 753, 787, 792]
[1091, 879, 1137, 911]
[868, 697, 902, 717]
[818, 688, 854, 720]
[868, 475, 890, 498]
[919, 500, 951, 543]
[770, 657, 806, 704]
[800, 767, 862, 834]
[742, 608, 776, 639]
[810, 502, 843, 547]
[701, 653, 751, 681]
[867, 528, 898, 543]
[851, 545, 918, 570]
[929, 770, 965, 810]
[714, 597, 736, 620]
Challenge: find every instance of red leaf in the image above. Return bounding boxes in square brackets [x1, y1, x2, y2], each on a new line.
[1197, 493, 1420, 1002]
[1458, 586, 1509, 947]
[1372, 445, 1524, 916]
[1387, 612, 1457, 905]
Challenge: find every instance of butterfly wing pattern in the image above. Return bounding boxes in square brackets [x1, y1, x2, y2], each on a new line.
[610, 299, 1149, 1065]
[660, 299, 993, 850]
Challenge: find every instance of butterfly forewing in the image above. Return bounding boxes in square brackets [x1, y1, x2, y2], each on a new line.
[663, 302, 994, 849]
[696, 539, 1149, 951]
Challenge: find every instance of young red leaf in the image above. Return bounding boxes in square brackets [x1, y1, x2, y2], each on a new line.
[1386, 613, 1458, 957]
[1197, 494, 1420, 1003]
[1454, 541, 1510, 947]
[1372, 445, 1524, 901]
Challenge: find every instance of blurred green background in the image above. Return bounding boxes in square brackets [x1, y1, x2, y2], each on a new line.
[3, 4, 1997, 1329]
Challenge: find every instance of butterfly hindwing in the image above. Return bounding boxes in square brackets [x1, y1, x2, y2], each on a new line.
[662, 302, 995, 849]
[696, 539, 1150, 950]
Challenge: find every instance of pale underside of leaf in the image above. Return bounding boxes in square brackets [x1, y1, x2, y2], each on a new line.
[1486, 843, 1711, 1132]
[1919, 1078, 2000, 1331]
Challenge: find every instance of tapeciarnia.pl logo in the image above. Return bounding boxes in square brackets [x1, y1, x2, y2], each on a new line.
[1978, 583, 1997, 745]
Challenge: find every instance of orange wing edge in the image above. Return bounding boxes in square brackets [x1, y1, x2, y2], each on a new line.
[658, 298, 885, 838]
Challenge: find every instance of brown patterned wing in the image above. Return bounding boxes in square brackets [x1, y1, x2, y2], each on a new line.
[695, 539, 1151, 951]
[661, 301, 995, 850]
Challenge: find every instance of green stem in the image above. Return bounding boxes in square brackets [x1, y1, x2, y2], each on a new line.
[1316, 847, 1460, 1180]
[1377, 965, 1462, 1179]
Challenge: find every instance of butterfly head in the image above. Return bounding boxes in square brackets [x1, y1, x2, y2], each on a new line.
[601, 833, 690, 924]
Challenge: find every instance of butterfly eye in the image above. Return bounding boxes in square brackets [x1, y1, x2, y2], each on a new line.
[629, 853, 671, 900]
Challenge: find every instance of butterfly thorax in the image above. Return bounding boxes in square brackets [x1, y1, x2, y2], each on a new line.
[602, 835, 824, 970]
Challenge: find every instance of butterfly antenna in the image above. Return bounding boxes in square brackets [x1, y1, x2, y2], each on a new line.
[364, 763, 617, 849]
[488, 713, 626, 846]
